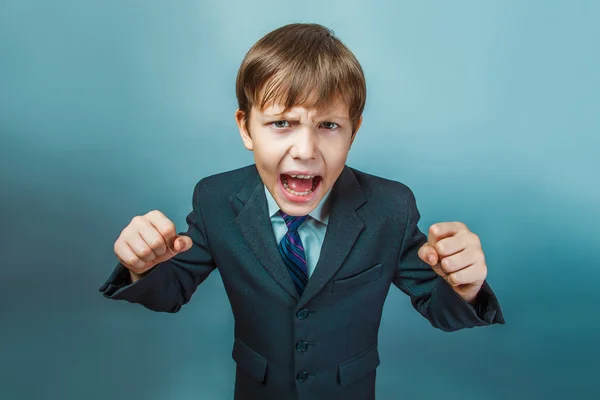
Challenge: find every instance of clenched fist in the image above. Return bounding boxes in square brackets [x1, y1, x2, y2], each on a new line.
[114, 210, 193, 281]
[418, 221, 487, 304]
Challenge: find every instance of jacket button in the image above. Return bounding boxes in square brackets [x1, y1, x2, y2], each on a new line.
[296, 309, 309, 320]
[296, 341, 308, 352]
[296, 371, 309, 382]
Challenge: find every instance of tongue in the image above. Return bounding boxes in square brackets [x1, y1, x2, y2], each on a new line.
[284, 175, 313, 191]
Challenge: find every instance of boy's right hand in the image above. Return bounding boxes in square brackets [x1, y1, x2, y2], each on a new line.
[113, 210, 193, 279]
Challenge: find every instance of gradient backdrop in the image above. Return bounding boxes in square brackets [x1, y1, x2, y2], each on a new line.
[1, 1, 598, 399]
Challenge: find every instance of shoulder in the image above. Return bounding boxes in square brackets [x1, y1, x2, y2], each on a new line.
[348, 166, 417, 207]
[198, 164, 255, 189]
[346, 166, 421, 226]
[191, 164, 257, 203]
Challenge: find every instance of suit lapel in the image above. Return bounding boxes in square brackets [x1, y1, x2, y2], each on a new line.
[234, 166, 300, 300]
[297, 166, 366, 308]
[233, 165, 367, 305]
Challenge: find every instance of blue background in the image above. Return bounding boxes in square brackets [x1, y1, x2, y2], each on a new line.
[1, 1, 598, 399]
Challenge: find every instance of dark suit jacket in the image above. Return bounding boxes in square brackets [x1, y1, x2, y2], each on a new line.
[99, 164, 504, 400]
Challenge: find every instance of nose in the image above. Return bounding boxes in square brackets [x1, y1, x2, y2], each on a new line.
[289, 127, 318, 160]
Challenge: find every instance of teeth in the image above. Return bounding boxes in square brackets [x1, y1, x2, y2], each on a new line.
[284, 186, 313, 196]
[282, 176, 319, 196]
[288, 174, 314, 179]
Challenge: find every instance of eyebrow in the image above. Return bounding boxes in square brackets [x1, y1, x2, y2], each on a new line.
[322, 115, 350, 121]
[262, 113, 349, 121]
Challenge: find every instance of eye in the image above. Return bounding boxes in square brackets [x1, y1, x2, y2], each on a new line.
[271, 120, 290, 128]
[321, 121, 339, 130]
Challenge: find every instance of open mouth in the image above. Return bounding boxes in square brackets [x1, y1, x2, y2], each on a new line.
[280, 173, 323, 197]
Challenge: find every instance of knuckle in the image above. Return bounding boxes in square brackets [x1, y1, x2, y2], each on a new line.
[160, 223, 176, 237]
[151, 209, 167, 220]
[454, 271, 465, 284]
[441, 257, 451, 272]
[149, 236, 164, 249]
[435, 242, 444, 254]
[138, 247, 153, 259]
[124, 255, 140, 267]
[447, 273, 458, 285]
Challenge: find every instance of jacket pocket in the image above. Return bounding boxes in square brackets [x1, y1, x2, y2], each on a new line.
[232, 337, 268, 383]
[338, 343, 380, 387]
[332, 263, 383, 293]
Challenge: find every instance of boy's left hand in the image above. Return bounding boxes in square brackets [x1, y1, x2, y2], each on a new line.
[418, 222, 487, 304]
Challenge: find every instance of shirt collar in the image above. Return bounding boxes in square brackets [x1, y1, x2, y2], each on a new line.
[264, 184, 331, 225]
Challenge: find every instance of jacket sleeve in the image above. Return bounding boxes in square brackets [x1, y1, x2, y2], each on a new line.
[98, 179, 217, 313]
[392, 187, 505, 332]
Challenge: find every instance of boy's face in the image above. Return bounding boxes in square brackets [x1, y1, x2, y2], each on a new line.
[235, 97, 362, 216]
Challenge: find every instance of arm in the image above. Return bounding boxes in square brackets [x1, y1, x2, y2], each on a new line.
[98, 180, 217, 313]
[392, 188, 505, 332]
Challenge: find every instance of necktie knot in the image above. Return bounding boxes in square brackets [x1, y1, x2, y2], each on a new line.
[279, 211, 308, 232]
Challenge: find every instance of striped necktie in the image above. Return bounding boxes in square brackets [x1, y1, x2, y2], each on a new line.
[278, 211, 308, 295]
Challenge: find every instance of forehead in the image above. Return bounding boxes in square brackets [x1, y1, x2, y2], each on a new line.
[256, 96, 350, 119]
[250, 76, 351, 118]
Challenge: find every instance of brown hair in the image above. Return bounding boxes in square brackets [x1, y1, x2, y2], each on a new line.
[235, 23, 366, 134]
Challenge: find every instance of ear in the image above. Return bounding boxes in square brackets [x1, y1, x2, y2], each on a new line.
[349, 115, 363, 147]
[235, 109, 253, 151]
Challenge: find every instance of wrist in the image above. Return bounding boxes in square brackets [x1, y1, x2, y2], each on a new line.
[459, 284, 483, 305]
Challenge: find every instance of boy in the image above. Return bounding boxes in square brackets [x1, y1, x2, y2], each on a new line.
[100, 23, 504, 400]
